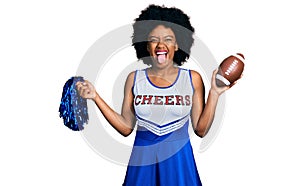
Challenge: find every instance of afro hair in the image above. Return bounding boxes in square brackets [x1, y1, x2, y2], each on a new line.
[132, 4, 195, 66]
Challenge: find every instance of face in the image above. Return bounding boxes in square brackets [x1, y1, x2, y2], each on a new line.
[147, 25, 178, 67]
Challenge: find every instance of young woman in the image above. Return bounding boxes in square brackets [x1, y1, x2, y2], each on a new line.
[77, 4, 239, 186]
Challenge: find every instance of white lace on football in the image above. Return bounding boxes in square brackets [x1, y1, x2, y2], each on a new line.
[216, 74, 230, 86]
[232, 54, 245, 63]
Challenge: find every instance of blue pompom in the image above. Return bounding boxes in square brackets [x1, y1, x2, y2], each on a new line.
[59, 76, 89, 131]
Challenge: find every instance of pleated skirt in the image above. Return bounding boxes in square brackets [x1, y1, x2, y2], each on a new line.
[123, 121, 202, 186]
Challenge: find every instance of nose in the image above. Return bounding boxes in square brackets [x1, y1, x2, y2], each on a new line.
[156, 40, 167, 49]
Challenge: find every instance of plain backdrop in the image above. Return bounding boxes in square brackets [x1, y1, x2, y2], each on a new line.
[1, 0, 299, 185]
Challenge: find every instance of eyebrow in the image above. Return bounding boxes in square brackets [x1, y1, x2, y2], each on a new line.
[148, 35, 175, 38]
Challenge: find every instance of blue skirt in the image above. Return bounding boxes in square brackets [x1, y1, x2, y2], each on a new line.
[123, 122, 202, 186]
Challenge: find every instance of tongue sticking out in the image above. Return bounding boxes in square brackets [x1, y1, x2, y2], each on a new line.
[157, 54, 166, 63]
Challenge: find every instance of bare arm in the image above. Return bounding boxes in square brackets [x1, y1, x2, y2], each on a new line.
[190, 69, 230, 138]
[76, 72, 136, 136]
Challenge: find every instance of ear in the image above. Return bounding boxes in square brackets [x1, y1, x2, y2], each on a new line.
[175, 43, 178, 51]
[147, 43, 150, 52]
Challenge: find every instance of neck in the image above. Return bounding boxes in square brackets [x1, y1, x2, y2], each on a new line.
[149, 64, 178, 77]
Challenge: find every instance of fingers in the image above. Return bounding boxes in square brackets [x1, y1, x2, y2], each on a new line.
[218, 84, 230, 94]
[210, 68, 243, 95]
[211, 68, 218, 85]
[76, 81, 85, 93]
[229, 73, 243, 88]
[229, 81, 237, 88]
[212, 68, 218, 78]
[76, 80, 95, 99]
[211, 68, 232, 95]
[79, 83, 89, 96]
[76, 80, 89, 90]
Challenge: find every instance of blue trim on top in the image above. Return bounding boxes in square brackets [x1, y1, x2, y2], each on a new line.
[188, 69, 195, 93]
[131, 70, 138, 95]
[136, 113, 190, 128]
[145, 68, 181, 89]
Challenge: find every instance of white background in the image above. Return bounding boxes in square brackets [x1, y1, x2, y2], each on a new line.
[1, 0, 299, 185]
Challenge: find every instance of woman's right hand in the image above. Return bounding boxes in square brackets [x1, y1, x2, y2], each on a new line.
[76, 80, 97, 100]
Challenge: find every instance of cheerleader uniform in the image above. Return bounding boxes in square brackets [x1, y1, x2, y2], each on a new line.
[123, 68, 202, 186]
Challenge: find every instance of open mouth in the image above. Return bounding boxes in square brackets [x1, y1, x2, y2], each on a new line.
[155, 50, 168, 63]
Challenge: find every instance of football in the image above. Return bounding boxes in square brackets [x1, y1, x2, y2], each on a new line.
[215, 53, 245, 87]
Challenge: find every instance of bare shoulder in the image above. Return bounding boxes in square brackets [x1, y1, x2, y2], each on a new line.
[126, 71, 135, 87]
[190, 70, 203, 89]
[125, 71, 136, 83]
[128, 70, 136, 78]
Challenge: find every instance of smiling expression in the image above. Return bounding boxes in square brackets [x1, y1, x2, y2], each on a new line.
[147, 25, 178, 66]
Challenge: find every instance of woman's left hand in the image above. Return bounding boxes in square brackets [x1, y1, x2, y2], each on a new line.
[210, 69, 242, 96]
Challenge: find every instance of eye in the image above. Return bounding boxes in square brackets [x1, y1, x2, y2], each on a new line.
[164, 37, 175, 44]
[148, 37, 159, 43]
[165, 38, 173, 43]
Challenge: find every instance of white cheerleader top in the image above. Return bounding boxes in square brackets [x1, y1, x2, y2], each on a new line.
[133, 68, 194, 136]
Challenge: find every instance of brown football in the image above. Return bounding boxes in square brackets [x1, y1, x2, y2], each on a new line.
[216, 53, 245, 87]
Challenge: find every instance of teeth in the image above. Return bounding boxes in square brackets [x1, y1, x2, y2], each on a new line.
[156, 51, 167, 55]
